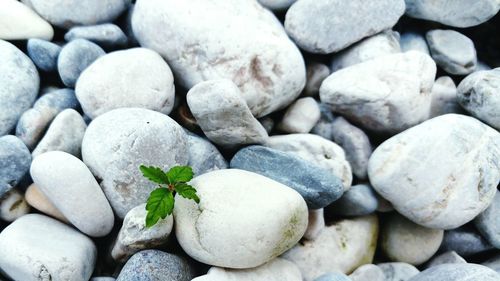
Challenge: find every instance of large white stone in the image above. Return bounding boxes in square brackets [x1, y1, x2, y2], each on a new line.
[0, 0, 54, 40]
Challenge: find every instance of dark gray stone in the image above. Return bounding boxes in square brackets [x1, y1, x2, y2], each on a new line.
[65, 24, 128, 48]
[27, 39, 61, 72]
[408, 263, 500, 281]
[186, 132, 227, 176]
[311, 103, 335, 140]
[0, 135, 31, 198]
[326, 184, 378, 216]
[475, 191, 500, 249]
[440, 226, 494, 257]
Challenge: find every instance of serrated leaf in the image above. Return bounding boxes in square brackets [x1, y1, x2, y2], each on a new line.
[145, 188, 174, 227]
[175, 183, 200, 204]
[167, 166, 194, 183]
[140, 165, 170, 185]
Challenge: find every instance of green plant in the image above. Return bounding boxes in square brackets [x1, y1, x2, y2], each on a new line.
[140, 165, 200, 227]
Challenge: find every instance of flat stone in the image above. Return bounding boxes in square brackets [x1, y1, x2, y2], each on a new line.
[58, 39, 105, 88]
[475, 191, 500, 248]
[408, 264, 500, 281]
[429, 76, 462, 118]
[400, 32, 430, 55]
[27, 39, 61, 72]
[186, 132, 227, 176]
[278, 97, 321, 134]
[303, 63, 330, 97]
[326, 184, 378, 217]
[378, 262, 420, 281]
[427, 251, 466, 268]
[0, 135, 31, 197]
[0, 0, 53, 40]
[426, 30, 477, 75]
[0, 189, 30, 222]
[65, 24, 128, 48]
[440, 226, 494, 257]
[25, 183, 68, 222]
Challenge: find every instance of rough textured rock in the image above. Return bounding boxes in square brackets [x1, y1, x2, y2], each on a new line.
[278, 97, 320, 134]
[0, 135, 31, 197]
[408, 264, 500, 281]
[327, 184, 378, 217]
[429, 76, 461, 118]
[426, 30, 477, 75]
[0, 0, 53, 40]
[400, 32, 430, 55]
[186, 132, 228, 176]
[475, 191, 500, 248]
[65, 24, 128, 48]
[378, 262, 420, 281]
[0, 189, 30, 222]
[25, 183, 67, 222]
[58, 39, 105, 88]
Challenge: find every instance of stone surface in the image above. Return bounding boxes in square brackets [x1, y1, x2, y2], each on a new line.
[27, 39, 61, 72]
[186, 132, 227, 176]
[0, 0, 53, 40]
[368, 114, 500, 229]
[427, 251, 467, 268]
[0, 189, 30, 222]
[58, 39, 105, 88]
[327, 184, 378, 217]
[440, 226, 494, 257]
[475, 191, 500, 248]
[400, 32, 430, 55]
[258, 0, 297, 11]
[426, 30, 477, 75]
[174, 169, 308, 269]
[408, 264, 500, 281]
[82, 108, 188, 218]
[311, 103, 336, 140]
[349, 264, 385, 281]
[378, 262, 420, 281]
[25, 183, 67, 222]
[0, 135, 31, 197]
[303, 63, 330, 97]
[429, 76, 461, 118]
[314, 273, 352, 281]
[65, 24, 128, 48]
[132, 0, 306, 118]
[278, 97, 320, 133]
[76, 48, 175, 119]
[304, 208, 325, 241]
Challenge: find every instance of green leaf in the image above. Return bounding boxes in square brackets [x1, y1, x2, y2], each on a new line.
[166, 166, 194, 183]
[145, 188, 174, 227]
[140, 165, 170, 185]
[175, 183, 200, 204]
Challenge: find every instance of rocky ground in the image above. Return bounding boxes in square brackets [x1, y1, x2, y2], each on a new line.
[0, 0, 500, 280]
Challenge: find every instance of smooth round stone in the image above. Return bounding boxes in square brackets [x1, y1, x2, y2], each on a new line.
[457, 68, 500, 130]
[426, 30, 477, 75]
[116, 250, 195, 281]
[186, 132, 227, 176]
[427, 251, 466, 268]
[400, 32, 430, 55]
[27, 39, 61, 72]
[381, 213, 444, 265]
[368, 114, 500, 229]
[231, 146, 344, 209]
[25, 183, 68, 222]
[320, 51, 436, 134]
[31, 151, 114, 237]
[349, 264, 385, 281]
[278, 97, 321, 134]
[174, 169, 308, 269]
[111, 203, 173, 262]
[378, 262, 420, 281]
[76, 48, 174, 119]
[331, 117, 372, 179]
[258, 0, 297, 11]
[0, 40, 39, 136]
[0, 135, 31, 198]
[0, 189, 30, 222]
[311, 103, 336, 140]
[314, 273, 352, 281]
[0, 214, 97, 281]
[284, 0, 405, 54]
[65, 24, 128, 48]
[193, 258, 303, 281]
[0, 0, 53, 40]
[303, 63, 330, 97]
[24, 0, 131, 29]
[304, 208, 325, 241]
[58, 39, 105, 88]
[265, 134, 352, 190]
[82, 108, 188, 218]
[32, 109, 87, 158]
[440, 226, 494, 257]
[408, 264, 500, 281]
[327, 184, 378, 217]
[429, 76, 461, 118]
[133, 0, 305, 118]
[283, 215, 379, 280]
[475, 191, 500, 248]
[404, 0, 500, 28]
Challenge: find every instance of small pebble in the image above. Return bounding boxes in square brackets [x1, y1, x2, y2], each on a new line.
[0, 189, 30, 222]
[58, 39, 105, 88]
[0, 135, 31, 198]
[25, 183, 67, 222]
[27, 39, 61, 72]
[278, 97, 321, 134]
[65, 23, 128, 48]
[426, 251, 467, 268]
[440, 226, 494, 257]
[326, 184, 378, 217]
[303, 63, 330, 97]
[474, 191, 500, 248]
[400, 32, 430, 55]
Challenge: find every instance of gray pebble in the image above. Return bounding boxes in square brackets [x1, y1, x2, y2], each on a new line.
[58, 39, 105, 88]
[349, 264, 384, 281]
[440, 226, 494, 257]
[65, 24, 128, 48]
[426, 30, 477, 75]
[303, 63, 330, 97]
[474, 191, 500, 248]
[378, 262, 420, 281]
[186, 132, 227, 176]
[0, 135, 31, 197]
[408, 263, 500, 281]
[400, 32, 430, 55]
[311, 103, 335, 140]
[326, 184, 378, 216]
[27, 39, 61, 72]
[427, 251, 466, 268]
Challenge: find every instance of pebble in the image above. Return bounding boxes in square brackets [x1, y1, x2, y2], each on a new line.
[32, 109, 87, 158]
[284, 0, 405, 54]
[311, 103, 336, 140]
[320, 51, 436, 133]
[283, 215, 379, 280]
[427, 251, 467, 268]
[381, 213, 444, 265]
[378, 262, 420, 281]
[0, 214, 97, 281]
[186, 79, 268, 147]
[349, 264, 385, 281]
[304, 208, 325, 241]
[404, 0, 500, 28]
[258, 0, 297, 11]
[0, 0, 53, 40]
[426, 29, 477, 75]
[27, 39, 61, 72]
[475, 191, 500, 248]
[331, 117, 372, 179]
[303, 63, 330, 97]
[58, 39, 105, 88]
[0, 40, 39, 136]
[331, 31, 401, 72]
[457, 68, 500, 130]
[174, 169, 308, 269]
[65, 24, 128, 48]
[0, 189, 30, 222]
[25, 183, 67, 222]
[231, 146, 343, 209]
[314, 273, 352, 281]
[400, 32, 430, 55]
[186, 132, 228, 176]
[408, 263, 500, 281]
[440, 226, 494, 257]
[116, 250, 195, 281]
[326, 184, 378, 217]
[82, 108, 188, 218]
[265, 134, 352, 190]
[132, 0, 306, 118]
[368, 114, 500, 229]
[111, 203, 173, 263]
[429, 76, 462, 118]
[0, 135, 31, 198]
[278, 97, 320, 134]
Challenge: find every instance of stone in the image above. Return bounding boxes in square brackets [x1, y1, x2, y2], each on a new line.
[320, 51, 436, 134]
[174, 169, 308, 269]
[230, 146, 343, 209]
[192, 258, 302, 281]
[408, 264, 500, 281]
[58, 39, 105, 88]
[381, 213, 443, 265]
[427, 251, 467, 268]
[111, 203, 173, 262]
[0, 135, 31, 198]
[24, 0, 132, 29]
[426, 30, 477, 75]
[278, 97, 321, 133]
[331, 117, 372, 179]
[186, 132, 227, 176]
[284, 0, 405, 54]
[283, 215, 379, 280]
[265, 134, 352, 190]
[404, 0, 500, 28]
[314, 273, 352, 281]
[429, 76, 462, 118]
[31, 151, 114, 237]
[326, 184, 378, 217]
[0, 0, 53, 40]
[311, 103, 336, 140]
[259, 117, 275, 134]
[65, 24, 128, 48]
[475, 191, 500, 248]
[303, 63, 330, 97]
[258, 0, 297, 11]
[368, 114, 500, 229]
[304, 209, 325, 241]
[400, 32, 430, 55]
[0, 214, 96, 281]
[0, 189, 30, 222]
[82, 108, 188, 218]
[132, 0, 306, 118]
[440, 226, 494, 257]
[27, 39, 61, 72]
[32, 109, 87, 158]
[186, 79, 268, 147]
[349, 264, 385, 281]
[0, 40, 39, 136]
[378, 263, 420, 281]
[25, 183, 68, 222]
[457, 68, 500, 130]
[331, 31, 401, 72]
[76, 48, 175, 119]
[116, 250, 194, 281]
[483, 255, 500, 273]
